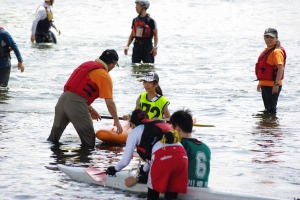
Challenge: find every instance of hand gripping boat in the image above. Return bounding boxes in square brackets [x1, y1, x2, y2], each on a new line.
[57, 164, 279, 200]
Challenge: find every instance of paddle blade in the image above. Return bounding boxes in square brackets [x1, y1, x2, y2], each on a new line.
[193, 124, 215, 127]
[84, 168, 107, 182]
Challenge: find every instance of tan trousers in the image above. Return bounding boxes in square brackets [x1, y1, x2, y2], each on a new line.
[47, 91, 95, 147]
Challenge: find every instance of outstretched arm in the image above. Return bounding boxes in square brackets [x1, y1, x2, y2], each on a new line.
[105, 98, 123, 134]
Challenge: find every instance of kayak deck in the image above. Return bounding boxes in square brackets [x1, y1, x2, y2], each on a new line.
[57, 164, 279, 200]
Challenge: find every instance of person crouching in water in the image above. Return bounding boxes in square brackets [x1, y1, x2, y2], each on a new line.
[106, 109, 188, 200]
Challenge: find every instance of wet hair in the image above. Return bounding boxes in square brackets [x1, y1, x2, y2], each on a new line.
[170, 109, 193, 133]
[129, 109, 149, 127]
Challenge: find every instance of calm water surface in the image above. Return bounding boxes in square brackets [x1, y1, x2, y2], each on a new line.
[0, 0, 300, 199]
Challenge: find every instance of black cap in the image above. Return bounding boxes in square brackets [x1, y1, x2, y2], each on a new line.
[99, 49, 119, 67]
[264, 28, 278, 37]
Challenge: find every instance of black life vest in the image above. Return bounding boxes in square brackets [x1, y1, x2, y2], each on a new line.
[136, 119, 179, 161]
[132, 14, 153, 39]
[0, 31, 10, 59]
[36, 6, 52, 34]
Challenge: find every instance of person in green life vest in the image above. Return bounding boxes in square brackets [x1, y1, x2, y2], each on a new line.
[170, 109, 211, 187]
[123, 72, 170, 120]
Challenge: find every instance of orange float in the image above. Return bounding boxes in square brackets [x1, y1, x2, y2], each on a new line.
[96, 118, 197, 145]
[96, 121, 131, 144]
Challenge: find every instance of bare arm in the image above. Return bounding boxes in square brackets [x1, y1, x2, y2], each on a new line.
[124, 31, 134, 55]
[163, 106, 171, 119]
[105, 98, 123, 134]
[150, 29, 158, 56]
[272, 64, 284, 94]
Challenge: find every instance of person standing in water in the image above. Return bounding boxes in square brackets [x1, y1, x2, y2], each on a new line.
[255, 28, 286, 114]
[31, 0, 61, 43]
[124, 0, 158, 63]
[47, 49, 123, 148]
[0, 26, 25, 87]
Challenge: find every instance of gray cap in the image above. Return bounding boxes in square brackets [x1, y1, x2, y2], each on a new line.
[141, 72, 159, 82]
[264, 28, 278, 37]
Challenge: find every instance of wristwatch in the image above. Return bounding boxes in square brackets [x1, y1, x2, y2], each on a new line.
[153, 46, 158, 50]
[274, 81, 279, 86]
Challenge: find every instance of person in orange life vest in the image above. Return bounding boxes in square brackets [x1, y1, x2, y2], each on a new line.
[106, 109, 188, 200]
[31, 0, 61, 43]
[255, 28, 286, 114]
[124, 0, 158, 63]
[0, 26, 25, 87]
[123, 72, 171, 121]
[47, 49, 123, 148]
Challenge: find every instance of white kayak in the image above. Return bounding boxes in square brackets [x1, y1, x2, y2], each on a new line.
[57, 164, 279, 200]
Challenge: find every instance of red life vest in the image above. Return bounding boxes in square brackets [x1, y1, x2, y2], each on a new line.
[64, 61, 104, 105]
[132, 15, 152, 38]
[136, 119, 174, 161]
[255, 46, 287, 81]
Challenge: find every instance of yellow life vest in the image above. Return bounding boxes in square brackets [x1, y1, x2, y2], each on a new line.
[45, 7, 53, 22]
[138, 92, 170, 119]
[36, 6, 53, 22]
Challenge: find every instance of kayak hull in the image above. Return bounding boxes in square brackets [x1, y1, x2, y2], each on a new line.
[57, 164, 278, 200]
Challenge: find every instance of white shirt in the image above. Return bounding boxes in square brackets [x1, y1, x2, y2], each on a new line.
[114, 124, 182, 172]
[115, 125, 144, 171]
[31, 3, 51, 35]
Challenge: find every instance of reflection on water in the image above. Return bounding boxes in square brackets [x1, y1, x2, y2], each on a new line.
[48, 143, 126, 170]
[32, 43, 53, 49]
[130, 64, 155, 79]
[49, 144, 94, 166]
[251, 113, 284, 164]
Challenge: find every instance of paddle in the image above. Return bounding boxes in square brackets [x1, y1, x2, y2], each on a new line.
[85, 168, 106, 182]
[85, 167, 138, 183]
[100, 116, 215, 127]
[101, 116, 123, 120]
[193, 123, 215, 127]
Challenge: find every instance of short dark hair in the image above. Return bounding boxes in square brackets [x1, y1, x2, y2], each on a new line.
[170, 109, 193, 133]
[129, 109, 149, 127]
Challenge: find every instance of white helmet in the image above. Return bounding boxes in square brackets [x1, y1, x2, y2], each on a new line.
[45, 0, 54, 5]
[135, 0, 150, 9]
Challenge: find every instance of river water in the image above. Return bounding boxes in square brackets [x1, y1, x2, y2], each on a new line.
[0, 0, 299, 199]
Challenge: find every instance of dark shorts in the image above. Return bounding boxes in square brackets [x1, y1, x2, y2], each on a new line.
[132, 38, 154, 63]
[0, 66, 11, 87]
[35, 30, 57, 44]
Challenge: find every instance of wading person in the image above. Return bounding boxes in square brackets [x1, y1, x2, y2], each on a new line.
[124, 0, 158, 64]
[255, 28, 286, 114]
[0, 26, 25, 87]
[31, 0, 61, 44]
[47, 49, 123, 148]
